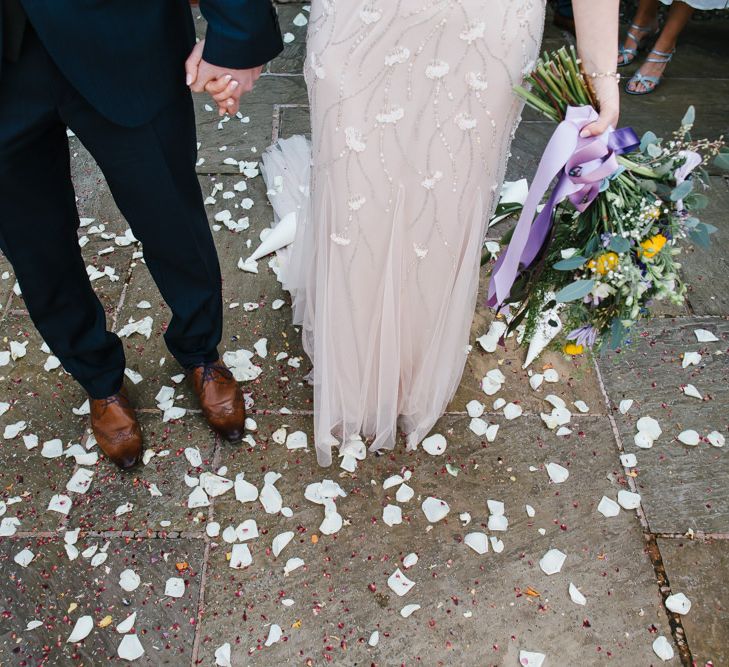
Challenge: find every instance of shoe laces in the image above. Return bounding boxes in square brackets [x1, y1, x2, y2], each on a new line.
[196, 361, 234, 386]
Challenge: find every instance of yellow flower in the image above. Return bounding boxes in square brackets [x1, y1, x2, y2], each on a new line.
[640, 234, 667, 260]
[563, 343, 584, 356]
[587, 252, 619, 275]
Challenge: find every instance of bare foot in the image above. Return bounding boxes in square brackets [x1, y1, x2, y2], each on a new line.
[626, 50, 673, 94]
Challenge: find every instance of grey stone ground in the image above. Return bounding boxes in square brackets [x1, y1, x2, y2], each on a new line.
[0, 4, 727, 666]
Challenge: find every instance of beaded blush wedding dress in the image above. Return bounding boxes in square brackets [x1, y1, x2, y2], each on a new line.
[262, 0, 546, 466]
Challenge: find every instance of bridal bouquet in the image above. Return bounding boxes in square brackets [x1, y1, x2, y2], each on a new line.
[487, 47, 727, 359]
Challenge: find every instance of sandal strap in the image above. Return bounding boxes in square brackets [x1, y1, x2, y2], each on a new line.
[619, 45, 638, 57]
[647, 48, 675, 60]
[631, 73, 661, 86]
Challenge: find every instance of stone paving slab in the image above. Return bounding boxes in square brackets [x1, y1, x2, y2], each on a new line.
[682, 176, 729, 316]
[597, 316, 729, 534]
[200, 414, 668, 665]
[278, 105, 311, 140]
[268, 3, 308, 75]
[0, 536, 203, 665]
[657, 537, 729, 667]
[194, 75, 308, 175]
[0, 315, 88, 531]
[68, 414, 217, 534]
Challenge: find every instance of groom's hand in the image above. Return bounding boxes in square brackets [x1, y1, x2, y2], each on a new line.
[185, 40, 263, 116]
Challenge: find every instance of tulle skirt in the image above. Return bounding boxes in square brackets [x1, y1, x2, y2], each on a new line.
[262, 1, 545, 466]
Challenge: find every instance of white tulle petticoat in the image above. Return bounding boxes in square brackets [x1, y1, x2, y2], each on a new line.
[262, 1, 546, 466]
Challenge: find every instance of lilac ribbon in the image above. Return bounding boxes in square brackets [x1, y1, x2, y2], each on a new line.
[487, 106, 639, 309]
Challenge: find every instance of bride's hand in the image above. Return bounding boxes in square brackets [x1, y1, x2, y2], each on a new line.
[580, 77, 621, 138]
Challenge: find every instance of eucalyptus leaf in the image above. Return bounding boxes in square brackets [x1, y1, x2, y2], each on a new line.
[608, 236, 631, 253]
[714, 152, 729, 172]
[647, 143, 663, 159]
[681, 105, 695, 127]
[639, 131, 658, 153]
[684, 193, 709, 211]
[555, 279, 595, 303]
[670, 180, 693, 202]
[610, 318, 627, 350]
[553, 256, 587, 270]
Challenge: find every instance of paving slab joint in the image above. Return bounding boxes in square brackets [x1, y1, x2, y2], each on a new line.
[644, 534, 693, 666]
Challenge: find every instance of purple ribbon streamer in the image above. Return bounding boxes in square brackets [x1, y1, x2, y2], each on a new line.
[487, 105, 639, 309]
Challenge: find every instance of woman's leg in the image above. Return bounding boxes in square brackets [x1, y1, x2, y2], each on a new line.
[627, 1, 695, 93]
[619, 0, 660, 65]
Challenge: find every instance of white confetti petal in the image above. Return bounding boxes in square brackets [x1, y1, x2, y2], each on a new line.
[286, 430, 308, 450]
[164, 577, 185, 598]
[284, 557, 304, 575]
[215, 642, 232, 667]
[396, 483, 414, 503]
[677, 429, 700, 446]
[272, 531, 294, 557]
[464, 532, 488, 555]
[422, 433, 447, 455]
[67, 615, 94, 643]
[265, 624, 282, 647]
[665, 592, 691, 615]
[421, 497, 450, 523]
[569, 582, 587, 606]
[546, 462, 569, 484]
[503, 403, 523, 420]
[619, 399, 634, 414]
[707, 431, 725, 448]
[47, 494, 72, 515]
[620, 453, 638, 468]
[694, 329, 718, 343]
[597, 496, 620, 518]
[400, 604, 421, 618]
[383, 504, 402, 527]
[682, 351, 701, 368]
[682, 384, 702, 400]
[519, 650, 546, 667]
[116, 612, 136, 634]
[14, 548, 34, 567]
[617, 489, 642, 510]
[234, 473, 259, 503]
[539, 548, 566, 575]
[119, 569, 140, 592]
[466, 400, 485, 418]
[387, 568, 415, 596]
[184, 447, 202, 467]
[652, 636, 675, 661]
[402, 553, 418, 569]
[200, 472, 234, 497]
[368, 631, 379, 647]
[117, 634, 145, 661]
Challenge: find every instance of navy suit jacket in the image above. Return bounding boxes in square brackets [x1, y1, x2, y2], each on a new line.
[0, 0, 283, 127]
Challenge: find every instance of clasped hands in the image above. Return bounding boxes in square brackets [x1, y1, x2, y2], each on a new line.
[185, 40, 261, 116]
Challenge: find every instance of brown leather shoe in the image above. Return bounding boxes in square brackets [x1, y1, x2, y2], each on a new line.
[90, 387, 143, 470]
[188, 359, 246, 442]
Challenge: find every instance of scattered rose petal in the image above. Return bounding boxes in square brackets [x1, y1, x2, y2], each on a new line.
[230, 544, 253, 569]
[265, 624, 282, 647]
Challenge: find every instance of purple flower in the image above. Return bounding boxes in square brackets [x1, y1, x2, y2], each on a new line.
[600, 233, 612, 248]
[567, 325, 599, 348]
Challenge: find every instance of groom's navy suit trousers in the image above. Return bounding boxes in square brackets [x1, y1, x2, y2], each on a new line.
[0, 1, 282, 398]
